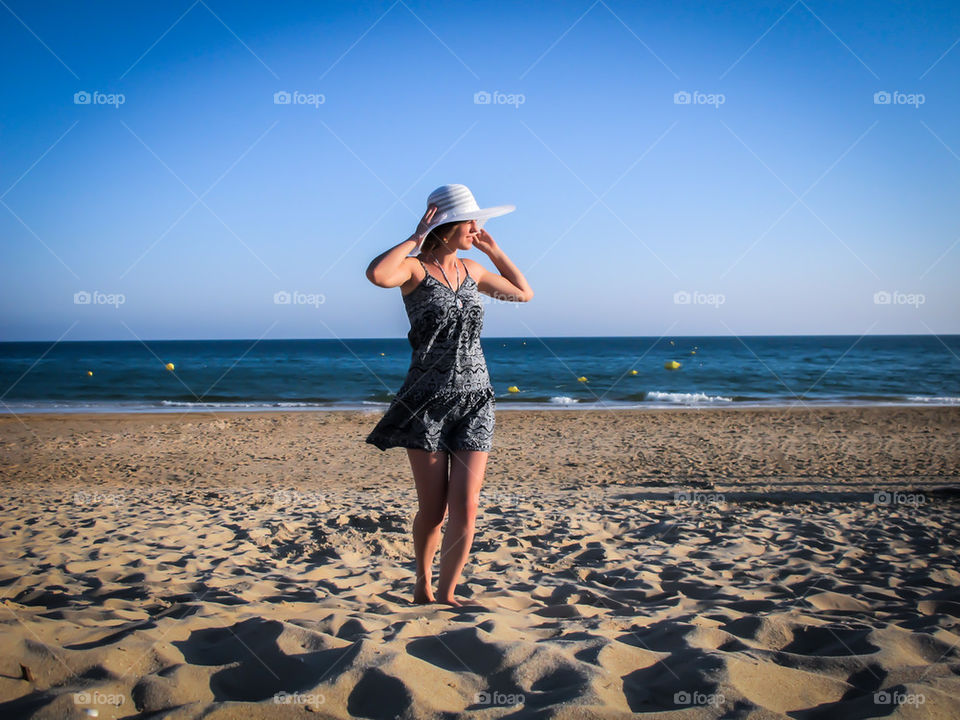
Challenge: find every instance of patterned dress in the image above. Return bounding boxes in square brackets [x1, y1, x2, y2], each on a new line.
[365, 257, 496, 453]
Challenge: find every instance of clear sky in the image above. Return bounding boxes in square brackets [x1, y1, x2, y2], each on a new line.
[1, 0, 958, 341]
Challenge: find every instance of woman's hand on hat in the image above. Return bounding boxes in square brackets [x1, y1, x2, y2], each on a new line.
[472, 228, 499, 256]
[415, 204, 438, 239]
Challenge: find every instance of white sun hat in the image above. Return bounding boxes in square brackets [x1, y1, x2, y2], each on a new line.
[413, 184, 515, 254]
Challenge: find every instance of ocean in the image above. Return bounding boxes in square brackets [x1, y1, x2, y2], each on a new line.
[0, 335, 957, 413]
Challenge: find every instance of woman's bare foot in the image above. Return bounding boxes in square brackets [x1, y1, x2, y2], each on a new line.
[437, 595, 463, 607]
[414, 577, 435, 604]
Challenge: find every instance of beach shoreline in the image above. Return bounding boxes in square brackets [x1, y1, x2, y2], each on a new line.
[3, 398, 959, 415]
[3, 404, 957, 493]
[2, 406, 959, 718]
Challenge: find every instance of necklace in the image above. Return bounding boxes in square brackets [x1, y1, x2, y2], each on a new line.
[431, 257, 462, 309]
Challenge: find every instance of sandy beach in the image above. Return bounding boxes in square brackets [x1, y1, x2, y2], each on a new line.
[1, 405, 959, 719]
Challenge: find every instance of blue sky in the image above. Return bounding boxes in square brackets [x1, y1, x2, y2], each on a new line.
[1, 0, 958, 341]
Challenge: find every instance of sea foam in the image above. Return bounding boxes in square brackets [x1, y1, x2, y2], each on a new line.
[645, 391, 733, 404]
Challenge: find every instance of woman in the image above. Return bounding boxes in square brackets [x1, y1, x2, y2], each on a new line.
[364, 184, 533, 606]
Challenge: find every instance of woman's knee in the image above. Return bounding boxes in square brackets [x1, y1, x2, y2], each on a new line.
[446, 496, 479, 522]
[416, 505, 447, 528]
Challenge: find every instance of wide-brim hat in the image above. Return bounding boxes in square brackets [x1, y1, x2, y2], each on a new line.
[414, 184, 515, 254]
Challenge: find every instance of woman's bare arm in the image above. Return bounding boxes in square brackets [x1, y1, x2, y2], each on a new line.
[468, 229, 534, 302]
[365, 234, 420, 288]
[366, 205, 437, 288]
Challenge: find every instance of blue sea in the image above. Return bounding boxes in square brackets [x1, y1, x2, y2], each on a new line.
[0, 336, 958, 413]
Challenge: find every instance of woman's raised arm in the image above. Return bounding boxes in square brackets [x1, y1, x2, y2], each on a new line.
[365, 205, 437, 287]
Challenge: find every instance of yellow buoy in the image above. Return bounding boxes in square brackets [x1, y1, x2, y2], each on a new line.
[577, 376, 588, 382]
[87, 370, 93, 376]
[165, 362, 175, 371]
[690, 350, 696, 355]
[629, 369, 638, 375]
[664, 360, 681, 370]
[507, 385, 519, 393]
[380, 352, 385, 356]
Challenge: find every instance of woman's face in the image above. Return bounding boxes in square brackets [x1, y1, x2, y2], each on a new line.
[445, 220, 480, 249]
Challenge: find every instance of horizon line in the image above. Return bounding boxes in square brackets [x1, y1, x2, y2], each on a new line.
[2, 332, 959, 344]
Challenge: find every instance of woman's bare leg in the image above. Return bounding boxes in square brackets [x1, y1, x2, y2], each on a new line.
[407, 448, 449, 604]
[437, 449, 488, 606]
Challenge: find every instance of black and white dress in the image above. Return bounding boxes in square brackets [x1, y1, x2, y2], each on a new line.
[365, 257, 496, 453]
